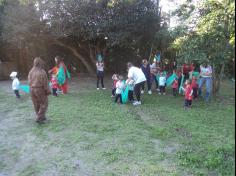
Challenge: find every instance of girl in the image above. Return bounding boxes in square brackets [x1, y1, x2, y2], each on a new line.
[127, 79, 135, 102]
[115, 75, 125, 104]
[191, 76, 198, 99]
[51, 74, 58, 96]
[96, 60, 106, 90]
[172, 77, 178, 96]
[111, 74, 118, 97]
[182, 80, 193, 109]
[158, 72, 166, 95]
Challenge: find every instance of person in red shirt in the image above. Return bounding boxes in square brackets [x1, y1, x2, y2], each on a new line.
[182, 79, 193, 109]
[191, 76, 198, 99]
[172, 77, 178, 96]
[51, 74, 58, 96]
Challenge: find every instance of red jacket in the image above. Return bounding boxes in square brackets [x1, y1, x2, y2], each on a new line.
[51, 78, 58, 89]
[184, 84, 193, 100]
[191, 79, 198, 89]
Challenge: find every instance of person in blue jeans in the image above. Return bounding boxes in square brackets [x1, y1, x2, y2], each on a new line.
[198, 61, 213, 102]
[141, 59, 152, 94]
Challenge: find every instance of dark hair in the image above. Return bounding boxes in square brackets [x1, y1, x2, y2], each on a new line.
[127, 62, 133, 68]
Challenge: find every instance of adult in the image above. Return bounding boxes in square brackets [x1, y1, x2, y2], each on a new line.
[49, 56, 70, 94]
[96, 60, 106, 90]
[28, 57, 51, 123]
[150, 59, 159, 91]
[126, 62, 146, 106]
[198, 61, 213, 102]
[141, 59, 152, 94]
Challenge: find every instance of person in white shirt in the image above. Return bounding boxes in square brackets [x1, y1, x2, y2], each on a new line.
[158, 72, 166, 95]
[96, 61, 106, 90]
[10, 71, 20, 98]
[115, 75, 125, 104]
[126, 62, 146, 105]
[198, 61, 213, 102]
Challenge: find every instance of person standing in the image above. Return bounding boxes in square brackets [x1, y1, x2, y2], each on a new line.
[150, 59, 159, 91]
[126, 62, 146, 106]
[96, 60, 106, 90]
[198, 61, 213, 102]
[141, 59, 152, 94]
[28, 57, 51, 123]
[10, 71, 20, 98]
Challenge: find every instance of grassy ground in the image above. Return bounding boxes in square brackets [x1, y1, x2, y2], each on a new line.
[0, 77, 234, 176]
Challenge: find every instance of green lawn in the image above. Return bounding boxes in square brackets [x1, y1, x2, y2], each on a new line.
[0, 78, 234, 176]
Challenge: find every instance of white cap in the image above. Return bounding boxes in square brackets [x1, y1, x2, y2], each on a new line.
[10, 71, 17, 77]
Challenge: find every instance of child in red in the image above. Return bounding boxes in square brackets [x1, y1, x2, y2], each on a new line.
[111, 74, 118, 98]
[182, 80, 193, 109]
[172, 77, 178, 96]
[191, 76, 198, 99]
[51, 74, 58, 96]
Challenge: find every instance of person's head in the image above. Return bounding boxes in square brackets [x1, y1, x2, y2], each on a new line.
[127, 62, 133, 69]
[52, 74, 57, 79]
[185, 79, 190, 85]
[202, 59, 209, 68]
[33, 57, 45, 69]
[118, 75, 123, 81]
[142, 59, 148, 65]
[55, 56, 61, 65]
[112, 74, 118, 80]
[10, 71, 17, 80]
[192, 76, 196, 80]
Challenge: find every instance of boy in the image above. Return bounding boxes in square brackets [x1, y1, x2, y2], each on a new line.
[10, 71, 20, 98]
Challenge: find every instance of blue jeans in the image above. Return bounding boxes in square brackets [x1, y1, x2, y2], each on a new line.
[198, 77, 213, 102]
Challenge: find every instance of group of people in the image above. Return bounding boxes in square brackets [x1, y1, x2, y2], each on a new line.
[10, 56, 213, 123]
[107, 59, 213, 108]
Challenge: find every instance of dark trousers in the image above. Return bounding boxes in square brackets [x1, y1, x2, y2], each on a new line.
[159, 86, 166, 93]
[172, 88, 177, 96]
[134, 81, 144, 101]
[128, 90, 134, 101]
[112, 88, 116, 96]
[97, 71, 104, 88]
[193, 88, 198, 99]
[14, 90, 20, 98]
[184, 99, 192, 107]
[52, 88, 58, 96]
[142, 78, 151, 91]
[115, 94, 122, 104]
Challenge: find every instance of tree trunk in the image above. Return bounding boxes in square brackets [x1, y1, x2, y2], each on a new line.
[55, 40, 95, 75]
[212, 63, 225, 95]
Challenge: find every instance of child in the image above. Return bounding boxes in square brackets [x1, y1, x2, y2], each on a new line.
[127, 79, 135, 102]
[191, 76, 198, 99]
[51, 74, 58, 96]
[115, 75, 125, 104]
[10, 71, 20, 98]
[172, 77, 178, 96]
[182, 80, 193, 109]
[111, 74, 118, 98]
[158, 72, 166, 95]
[96, 60, 105, 90]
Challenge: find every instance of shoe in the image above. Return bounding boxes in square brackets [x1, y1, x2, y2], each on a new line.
[97, 88, 100, 90]
[158, 93, 161, 95]
[148, 90, 152, 95]
[102, 88, 106, 90]
[141, 90, 144, 94]
[163, 93, 166, 95]
[111, 95, 115, 98]
[133, 101, 141, 106]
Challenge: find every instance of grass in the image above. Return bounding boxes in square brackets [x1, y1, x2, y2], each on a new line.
[0, 78, 234, 176]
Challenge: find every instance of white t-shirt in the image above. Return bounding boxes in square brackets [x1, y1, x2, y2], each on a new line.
[12, 78, 20, 90]
[200, 65, 212, 78]
[128, 66, 146, 85]
[96, 63, 104, 72]
[159, 76, 166, 86]
[116, 80, 125, 94]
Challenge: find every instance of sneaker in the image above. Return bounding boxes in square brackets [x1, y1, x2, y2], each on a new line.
[111, 95, 115, 98]
[163, 93, 166, 95]
[158, 93, 161, 95]
[141, 90, 144, 94]
[148, 90, 152, 95]
[97, 88, 100, 90]
[133, 101, 141, 106]
[102, 88, 106, 90]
